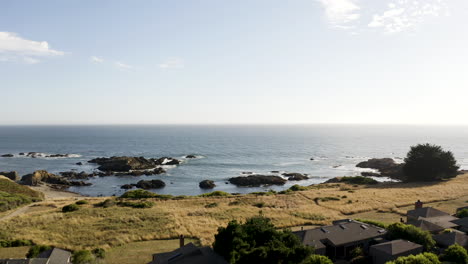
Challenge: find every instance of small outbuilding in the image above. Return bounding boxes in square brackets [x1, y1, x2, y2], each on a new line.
[369, 240, 423, 264]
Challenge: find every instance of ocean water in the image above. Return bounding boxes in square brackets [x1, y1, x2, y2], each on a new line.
[0, 125, 467, 197]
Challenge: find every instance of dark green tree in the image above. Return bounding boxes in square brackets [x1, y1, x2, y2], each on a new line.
[403, 143, 459, 182]
[386, 223, 436, 251]
[456, 209, 468, 218]
[440, 244, 468, 264]
[301, 255, 333, 264]
[26, 245, 52, 258]
[72, 250, 95, 264]
[213, 216, 313, 264]
[387, 253, 440, 264]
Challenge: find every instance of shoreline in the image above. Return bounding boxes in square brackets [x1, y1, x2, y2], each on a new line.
[29, 184, 85, 200]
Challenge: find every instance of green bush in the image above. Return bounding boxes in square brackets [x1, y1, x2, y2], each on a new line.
[387, 223, 436, 250]
[289, 185, 310, 191]
[118, 201, 154, 208]
[205, 202, 218, 208]
[72, 250, 95, 264]
[75, 200, 89, 205]
[387, 253, 440, 264]
[95, 199, 115, 208]
[120, 189, 157, 199]
[0, 239, 33, 248]
[456, 208, 468, 218]
[92, 248, 106, 259]
[213, 216, 313, 264]
[253, 202, 265, 208]
[403, 143, 459, 182]
[198, 191, 231, 197]
[301, 254, 333, 264]
[27, 245, 52, 258]
[440, 244, 468, 264]
[340, 176, 378, 185]
[62, 203, 80, 213]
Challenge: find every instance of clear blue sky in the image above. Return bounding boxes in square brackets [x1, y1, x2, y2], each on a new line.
[1, 0, 467, 125]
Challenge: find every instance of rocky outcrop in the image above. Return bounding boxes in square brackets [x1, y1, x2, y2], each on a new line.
[88, 156, 180, 172]
[76, 162, 83, 165]
[0, 171, 19, 181]
[121, 184, 134, 190]
[21, 170, 92, 187]
[199, 180, 216, 189]
[186, 155, 197, 159]
[60, 171, 90, 180]
[356, 158, 404, 180]
[228, 175, 287, 187]
[283, 173, 308, 181]
[1, 154, 13, 157]
[361, 172, 381, 177]
[135, 179, 166, 189]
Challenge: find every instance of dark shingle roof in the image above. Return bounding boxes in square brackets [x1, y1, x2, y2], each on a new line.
[407, 207, 451, 218]
[407, 219, 446, 232]
[451, 217, 468, 227]
[433, 232, 468, 248]
[370, 240, 422, 256]
[150, 243, 228, 264]
[293, 220, 386, 247]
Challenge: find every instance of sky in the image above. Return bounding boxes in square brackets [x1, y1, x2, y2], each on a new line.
[1, 0, 468, 125]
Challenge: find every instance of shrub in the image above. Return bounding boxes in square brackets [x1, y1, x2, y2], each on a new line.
[349, 247, 364, 259]
[198, 191, 230, 197]
[62, 203, 80, 213]
[213, 216, 313, 264]
[95, 199, 115, 208]
[75, 200, 89, 205]
[403, 143, 459, 182]
[27, 245, 52, 258]
[456, 208, 468, 218]
[120, 189, 157, 199]
[440, 244, 468, 264]
[0, 239, 33, 248]
[205, 203, 218, 208]
[387, 223, 435, 250]
[387, 253, 440, 264]
[92, 248, 106, 259]
[72, 250, 95, 264]
[253, 202, 265, 208]
[301, 254, 333, 264]
[340, 176, 378, 185]
[317, 197, 340, 202]
[289, 185, 309, 191]
[118, 201, 154, 208]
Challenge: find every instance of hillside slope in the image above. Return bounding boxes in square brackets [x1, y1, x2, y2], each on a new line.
[0, 176, 44, 212]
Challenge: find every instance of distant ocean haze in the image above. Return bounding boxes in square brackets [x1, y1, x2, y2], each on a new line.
[0, 125, 467, 196]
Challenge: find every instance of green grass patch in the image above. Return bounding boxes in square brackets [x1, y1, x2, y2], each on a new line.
[198, 191, 231, 197]
[0, 178, 44, 212]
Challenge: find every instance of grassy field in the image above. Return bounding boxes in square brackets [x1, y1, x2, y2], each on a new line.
[1, 173, 468, 253]
[0, 246, 30, 259]
[0, 176, 44, 212]
[105, 238, 199, 264]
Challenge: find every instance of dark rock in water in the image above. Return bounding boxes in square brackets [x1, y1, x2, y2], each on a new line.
[361, 172, 381, 177]
[47, 154, 70, 158]
[283, 173, 308, 181]
[89, 156, 158, 172]
[186, 155, 197, 159]
[60, 171, 90, 180]
[229, 175, 287, 187]
[271, 171, 280, 173]
[121, 184, 134, 190]
[356, 158, 404, 180]
[0, 171, 19, 181]
[152, 167, 166, 175]
[1, 154, 14, 157]
[332, 165, 342, 168]
[19, 153, 25, 156]
[160, 157, 181, 165]
[242, 172, 253, 175]
[69, 181, 92, 186]
[199, 180, 216, 189]
[76, 162, 83, 165]
[136, 179, 166, 189]
[310, 158, 315, 161]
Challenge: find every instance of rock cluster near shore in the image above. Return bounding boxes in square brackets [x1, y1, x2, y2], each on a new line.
[88, 156, 180, 173]
[120, 179, 166, 190]
[199, 180, 216, 189]
[21, 170, 91, 187]
[228, 175, 287, 187]
[356, 158, 404, 180]
[0, 171, 19, 181]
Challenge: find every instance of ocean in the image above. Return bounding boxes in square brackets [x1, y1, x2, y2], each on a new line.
[0, 125, 467, 196]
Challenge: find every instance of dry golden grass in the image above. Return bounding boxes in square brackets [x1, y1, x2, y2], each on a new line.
[104, 238, 198, 264]
[1, 174, 468, 251]
[0, 246, 30, 259]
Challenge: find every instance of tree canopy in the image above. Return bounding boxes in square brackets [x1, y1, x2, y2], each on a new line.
[387, 253, 440, 264]
[439, 244, 468, 264]
[386, 223, 436, 250]
[403, 143, 459, 182]
[213, 216, 314, 264]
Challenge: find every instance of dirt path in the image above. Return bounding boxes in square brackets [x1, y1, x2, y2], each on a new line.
[0, 205, 34, 221]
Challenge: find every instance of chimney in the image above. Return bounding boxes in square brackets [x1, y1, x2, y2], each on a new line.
[301, 227, 304, 231]
[415, 200, 423, 209]
[179, 234, 185, 248]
